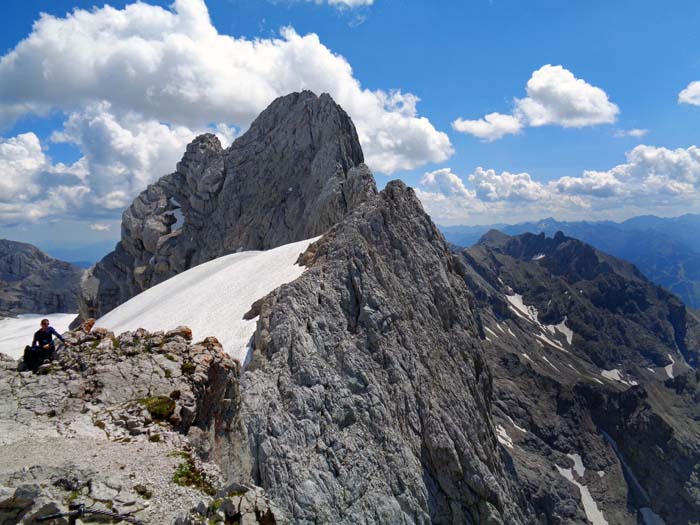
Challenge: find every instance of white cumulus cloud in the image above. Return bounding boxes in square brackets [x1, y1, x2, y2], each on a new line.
[417, 145, 700, 225]
[89, 223, 111, 232]
[0, 0, 450, 175]
[452, 113, 522, 141]
[452, 65, 619, 141]
[421, 168, 475, 198]
[679, 81, 700, 106]
[0, 105, 235, 225]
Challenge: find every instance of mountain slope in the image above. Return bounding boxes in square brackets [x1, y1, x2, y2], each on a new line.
[238, 181, 533, 523]
[0, 239, 83, 317]
[95, 237, 318, 365]
[78, 91, 377, 322]
[458, 230, 700, 524]
[441, 214, 700, 308]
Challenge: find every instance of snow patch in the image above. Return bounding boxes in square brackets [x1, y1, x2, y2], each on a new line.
[506, 415, 528, 434]
[601, 369, 638, 387]
[542, 356, 559, 372]
[506, 294, 539, 324]
[567, 453, 585, 477]
[521, 353, 534, 363]
[596, 470, 605, 478]
[555, 464, 609, 525]
[496, 425, 514, 448]
[665, 354, 675, 379]
[555, 317, 574, 344]
[484, 326, 499, 339]
[536, 333, 569, 353]
[97, 237, 319, 365]
[506, 294, 573, 349]
[0, 313, 76, 360]
[532, 253, 546, 261]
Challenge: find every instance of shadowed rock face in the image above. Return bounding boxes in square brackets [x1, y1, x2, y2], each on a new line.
[239, 181, 533, 524]
[0, 240, 84, 317]
[458, 230, 700, 524]
[78, 91, 377, 322]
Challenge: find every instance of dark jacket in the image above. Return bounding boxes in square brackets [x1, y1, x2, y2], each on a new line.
[32, 327, 65, 349]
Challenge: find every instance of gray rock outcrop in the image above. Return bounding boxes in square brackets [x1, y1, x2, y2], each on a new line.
[0, 240, 84, 317]
[0, 323, 279, 524]
[238, 181, 534, 524]
[78, 91, 377, 322]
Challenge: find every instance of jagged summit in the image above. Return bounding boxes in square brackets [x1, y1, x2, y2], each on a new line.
[480, 229, 646, 283]
[77, 91, 377, 321]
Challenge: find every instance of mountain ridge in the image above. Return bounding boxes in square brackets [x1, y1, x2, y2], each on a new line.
[441, 214, 700, 308]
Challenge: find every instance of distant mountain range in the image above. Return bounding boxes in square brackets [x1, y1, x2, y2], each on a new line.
[440, 214, 700, 308]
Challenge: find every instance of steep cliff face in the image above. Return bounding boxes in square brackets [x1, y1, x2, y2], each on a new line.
[0, 240, 83, 317]
[78, 91, 377, 321]
[239, 182, 533, 524]
[458, 231, 700, 524]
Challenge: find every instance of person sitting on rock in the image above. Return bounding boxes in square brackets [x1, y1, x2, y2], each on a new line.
[23, 318, 69, 371]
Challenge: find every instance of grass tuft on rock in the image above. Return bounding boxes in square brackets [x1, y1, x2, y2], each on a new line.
[140, 396, 175, 421]
[172, 452, 215, 495]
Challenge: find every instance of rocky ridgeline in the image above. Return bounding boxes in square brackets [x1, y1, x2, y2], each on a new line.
[0, 322, 282, 524]
[0, 240, 84, 317]
[458, 230, 700, 523]
[77, 91, 377, 322]
[239, 181, 533, 523]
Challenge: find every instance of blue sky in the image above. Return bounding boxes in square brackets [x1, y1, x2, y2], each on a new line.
[1, 0, 699, 253]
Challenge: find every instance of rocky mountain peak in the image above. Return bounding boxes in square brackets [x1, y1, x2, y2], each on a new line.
[77, 91, 377, 321]
[0, 239, 84, 316]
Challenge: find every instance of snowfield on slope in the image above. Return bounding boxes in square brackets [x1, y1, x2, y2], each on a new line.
[97, 237, 319, 365]
[0, 313, 77, 360]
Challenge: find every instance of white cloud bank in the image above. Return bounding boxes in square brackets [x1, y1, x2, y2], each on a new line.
[452, 65, 619, 141]
[679, 81, 700, 106]
[417, 145, 700, 225]
[0, 0, 450, 225]
[0, 0, 449, 171]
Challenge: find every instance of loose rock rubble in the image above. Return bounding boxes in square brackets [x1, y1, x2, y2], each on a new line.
[0, 321, 279, 524]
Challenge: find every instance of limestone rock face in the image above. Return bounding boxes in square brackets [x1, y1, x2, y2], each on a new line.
[239, 181, 533, 524]
[0, 240, 84, 317]
[78, 91, 377, 321]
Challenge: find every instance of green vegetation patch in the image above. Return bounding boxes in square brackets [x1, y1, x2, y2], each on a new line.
[140, 396, 176, 421]
[181, 362, 196, 375]
[172, 452, 215, 495]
